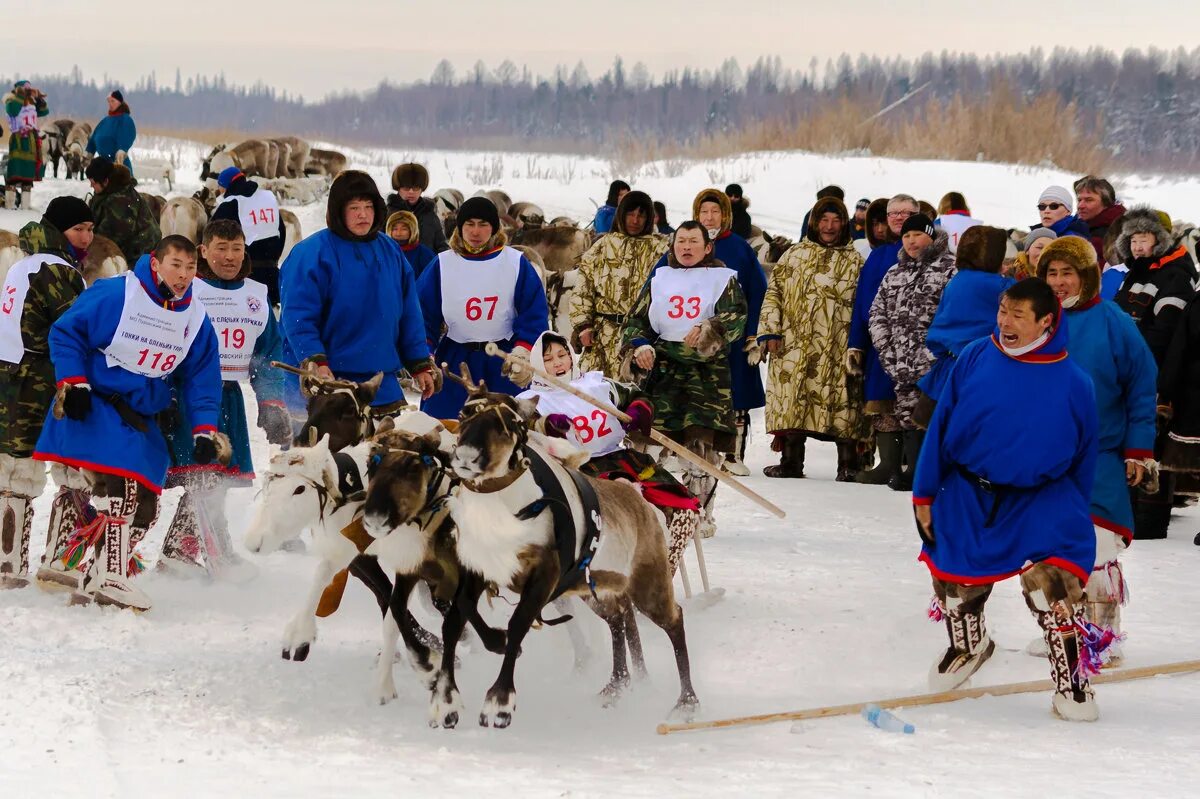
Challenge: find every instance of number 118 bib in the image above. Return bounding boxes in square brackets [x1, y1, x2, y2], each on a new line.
[102, 272, 205, 378]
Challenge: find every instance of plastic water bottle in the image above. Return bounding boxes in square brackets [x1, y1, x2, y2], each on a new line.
[861, 703, 915, 734]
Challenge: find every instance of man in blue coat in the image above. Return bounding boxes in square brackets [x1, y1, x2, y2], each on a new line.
[35, 236, 223, 611]
[418, 196, 548, 419]
[280, 170, 437, 423]
[848, 194, 914, 484]
[914, 279, 1112, 722]
[1039, 236, 1157, 660]
[592, 180, 629, 234]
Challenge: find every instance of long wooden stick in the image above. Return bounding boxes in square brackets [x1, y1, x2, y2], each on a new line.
[655, 659, 1200, 735]
[483, 343, 786, 518]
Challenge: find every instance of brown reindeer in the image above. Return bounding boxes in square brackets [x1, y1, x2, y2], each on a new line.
[304, 147, 348, 178]
[425, 366, 698, 729]
[508, 225, 589, 274]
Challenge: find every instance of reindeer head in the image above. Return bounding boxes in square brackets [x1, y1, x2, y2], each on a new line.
[244, 435, 338, 554]
[296, 372, 383, 452]
[362, 426, 449, 538]
[443, 362, 539, 482]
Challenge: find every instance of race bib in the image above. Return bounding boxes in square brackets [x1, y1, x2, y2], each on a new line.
[439, 247, 521, 343]
[648, 266, 737, 342]
[0, 254, 73, 365]
[102, 272, 205, 377]
[522, 372, 625, 456]
[191, 278, 270, 381]
[218, 190, 280, 245]
[12, 104, 38, 133]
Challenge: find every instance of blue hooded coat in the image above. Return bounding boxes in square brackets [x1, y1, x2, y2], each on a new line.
[34, 255, 222, 492]
[918, 270, 1015, 402]
[914, 311, 1099, 584]
[848, 241, 902, 402]
[86, 112, 137, 170]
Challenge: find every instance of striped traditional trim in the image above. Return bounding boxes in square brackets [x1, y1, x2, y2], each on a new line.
[32, 452, 163, 494]
[919, 551, 1090, 585]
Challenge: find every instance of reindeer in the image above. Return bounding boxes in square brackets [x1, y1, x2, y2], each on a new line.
[280, 209, 302, 264]
[64, 122, 92, 180]
[274, 136, 311, 178]
[139, 192, 167, 223]
[82, 234, 128, 285]
[160, 197, 208, 244]
[507, 201, 545, 231]
[44, 119, 75, 178]
[0, 230, 21, 280]
[424, 366, 698, 729]
[304, 147, 348, 178]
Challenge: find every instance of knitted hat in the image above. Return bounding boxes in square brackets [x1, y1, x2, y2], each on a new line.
[391, 163, 429, 191]
[110, 89, 124, 103]
[217, 166, 244, 189]
[725, 183, 744, 198]
[1022, 227, 1057, 250]
[1038, 185, 1074, 211]
[456, 196, 500, 234]
[42, 196, 94, 233]
[85, 157, 114, 184]
[855, 198, 871, 211]
[900, 213, 935, 238]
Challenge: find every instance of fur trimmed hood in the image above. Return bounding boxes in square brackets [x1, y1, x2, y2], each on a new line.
[804, 196, 851, 247]
[449, 227, 508, 257]
[955, 225, 1009, 273]
[692, 188, 732, 237]
[1115, 206, 1173, 262]
[614, 190, 655, 236]
[326, 169, 387, 242]
[1037, 235, 1101, 306]
[385, 209, 421, 245]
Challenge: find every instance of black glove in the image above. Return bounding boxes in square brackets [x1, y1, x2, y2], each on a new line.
[257, 404, 293, 446]
[193, 434, 218, 465]
[915, 506, 935, 548]
[63, 385, 92, 421]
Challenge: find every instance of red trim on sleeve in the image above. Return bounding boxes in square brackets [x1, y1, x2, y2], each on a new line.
[1092, 514, 1134, 543]
[1123, 449, 1154, 460]
[919, 552, 1090, 586]
[513, 341, 533, 351]
[56, 377, 87, 387]
[192, 425, 217, 435]
[912, 496, 934, 506]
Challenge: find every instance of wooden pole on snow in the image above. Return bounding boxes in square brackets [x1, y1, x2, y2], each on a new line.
[655, 659, 1200, 735]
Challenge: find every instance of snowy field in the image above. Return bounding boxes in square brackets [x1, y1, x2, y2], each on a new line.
[2, 140, 1200, 797]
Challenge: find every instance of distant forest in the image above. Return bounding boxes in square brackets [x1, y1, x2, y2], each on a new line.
[8, 47, 1200, 173]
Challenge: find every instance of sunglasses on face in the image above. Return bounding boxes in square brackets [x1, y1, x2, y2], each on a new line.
[1037, 203, 1064, 211]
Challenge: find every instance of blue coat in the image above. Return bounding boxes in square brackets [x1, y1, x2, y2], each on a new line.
[652, 232, 766, 410]
[1062, 298, 1157, 541]
[279, 230, 430, 409]
[1034, 214, 1091, 240]
[166, 276, 285, 483]
[86, 113, 137, 169]
[417, 246, 549, 419]
[849, 241, 902, 402]
[34, 256, 222, 492]
[914, 314, 1099, 584]
[401, 242, 437, 280]
[1100, 265, 1127, 301]
[593, 205, 617, 234]
[918, 270, 1014, 402]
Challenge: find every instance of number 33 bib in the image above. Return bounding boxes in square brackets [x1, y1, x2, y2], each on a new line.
[648, 266, 737, 342]
[102, 272, 205, 378]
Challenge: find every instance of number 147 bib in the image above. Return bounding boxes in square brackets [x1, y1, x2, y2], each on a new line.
[102, 273, 205, 377]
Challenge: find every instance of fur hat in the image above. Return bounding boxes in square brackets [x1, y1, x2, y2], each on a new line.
[901, 214, 935, 239]
[456, 196, 500, 234]
[1022, 227, 1057, 250]
[326, 169, 387, 242]
[804, 196, 851, 247]
[956, 226, 1009, 273]
[1115, 206, 1172, 262]
[692, 188, 732, 236]
[1037, 235, 1100, 305]
[614, 190, 655, 236]
[85, 156, 114, 184]
[385, 209, 420, 245]
[816, 185, 844, 200]
[390, 163, 429, 191]
[42, 196, 93, 234]
[1038, 185, 1074, 212]
[217, 166, 244, 189]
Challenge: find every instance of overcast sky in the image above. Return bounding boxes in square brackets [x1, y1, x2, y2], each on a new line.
[15, 0, 1196, 99]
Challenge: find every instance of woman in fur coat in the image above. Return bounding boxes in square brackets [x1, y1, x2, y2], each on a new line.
[758, 196, 868, 480]
[621, 221, 746, 537]
[569, 190, 668, 377]
[868, 214, 956, 491]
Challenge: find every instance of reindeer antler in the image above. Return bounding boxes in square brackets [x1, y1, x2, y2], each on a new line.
[440, 361, 486, 395]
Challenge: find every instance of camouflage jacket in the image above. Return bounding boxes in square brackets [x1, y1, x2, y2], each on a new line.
[10, 222, 87, 361]
[89, 165, 161, 264]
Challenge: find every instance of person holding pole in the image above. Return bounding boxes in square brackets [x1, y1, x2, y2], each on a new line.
[620, 221, 747, 539]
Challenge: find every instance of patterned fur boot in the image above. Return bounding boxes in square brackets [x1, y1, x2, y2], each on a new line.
[929, 603, 995, 691]
[1035, 601, 1099, 722]
[665, 509, 700, 575]
[0, 490, 33, 588]
[80, 483, 152, 611]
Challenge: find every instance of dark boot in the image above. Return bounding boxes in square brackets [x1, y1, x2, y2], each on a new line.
[835, 440, 859, 482]
[1132, 478, 1172, 540]
[763, 435, 805, 478]
[856, 432, 901, 485]
[889, 429, 925, 492]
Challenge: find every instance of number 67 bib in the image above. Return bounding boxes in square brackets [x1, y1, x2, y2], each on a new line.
[438, 248, 521, 342]
[102, 272, 206, 378]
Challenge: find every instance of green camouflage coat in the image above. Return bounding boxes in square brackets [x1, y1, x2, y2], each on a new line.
[89, 165, 161, 264]
[0, 222, 87, 457]
[621, 259, 746, 448]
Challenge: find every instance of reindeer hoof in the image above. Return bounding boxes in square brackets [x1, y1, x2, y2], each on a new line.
[292, 642, 311, 662]
[598, 682, 626, 709]
[669, 695, 700, 722]
[428, 681, 463, 729]
[479, 691, 516, 729]
[281, 649, 290, 661]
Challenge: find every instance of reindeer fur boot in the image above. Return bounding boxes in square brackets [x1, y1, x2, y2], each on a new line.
[80, 482, 152, 611]
[0, 454, 44, 588]
[929, 591, 995, 691]
[1034, 603, 1100, 722]
[158, 491, 208, 579]
[723, 410, 751, 477]
[665, 508, 700, 574]
[683, 443, 721, 538]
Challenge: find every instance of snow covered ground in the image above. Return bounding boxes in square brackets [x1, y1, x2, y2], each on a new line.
[2, 141, 1199, 797]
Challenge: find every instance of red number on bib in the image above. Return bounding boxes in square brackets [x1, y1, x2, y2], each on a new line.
[667, 295, 702, 319]
[135, 348, 178, 372]
[221, 328, 247, 349]
[2, 287, 15, 314]
[249, 208, 276, 225]
[592, 409, 613, 437]
[571, 410, 612, 444]
[465, 296, 499, 321]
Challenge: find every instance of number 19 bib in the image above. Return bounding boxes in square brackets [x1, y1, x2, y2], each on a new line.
[102, 272, 205, 377]
[439, 247, 521, 342]
[191, 278, 270, 380]
[648, 266, 737, 341]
